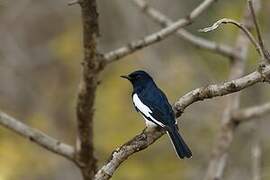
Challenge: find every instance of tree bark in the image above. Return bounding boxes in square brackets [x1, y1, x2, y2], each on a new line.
[76, 0, 104, 179]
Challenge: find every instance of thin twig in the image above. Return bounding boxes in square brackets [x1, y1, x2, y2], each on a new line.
[104, 0, 217, 63]
[131, 0, 238, 59]
[0, 111, 75, 160]
[199, 18, 264, 59]
[94, 128, 164, 180]
[248, 0, 267, 61]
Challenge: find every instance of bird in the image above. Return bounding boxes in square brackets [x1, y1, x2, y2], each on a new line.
[121, 70, 192, 159]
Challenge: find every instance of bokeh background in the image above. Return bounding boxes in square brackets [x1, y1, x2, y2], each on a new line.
[1, 0, 270, 179]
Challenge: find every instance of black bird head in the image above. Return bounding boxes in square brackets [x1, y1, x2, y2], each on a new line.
[121, 70, 154, 88]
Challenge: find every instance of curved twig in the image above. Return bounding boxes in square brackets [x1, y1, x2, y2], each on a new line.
[199, 18, 264, 59]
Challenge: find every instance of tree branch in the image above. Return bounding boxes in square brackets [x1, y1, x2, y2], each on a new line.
[94, 62, 270, 180]
[199, 18, 264, 59]
[248, 0, 268, 62]
[174, 66, 270, 117]
[204, 2, 260, 179]
[131, 0, 238, 59]
[0, 111, 75, 160]
[76, 0, 104, 179]
[94, 128, 164, 180]
[104, 0, 218, 63]
[232, 102, 270, 123]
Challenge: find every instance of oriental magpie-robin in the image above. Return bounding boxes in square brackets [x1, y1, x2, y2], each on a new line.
[121, 70, 192, 159]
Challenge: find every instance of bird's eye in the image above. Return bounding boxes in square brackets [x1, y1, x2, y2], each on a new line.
[136, 75, 141, 79]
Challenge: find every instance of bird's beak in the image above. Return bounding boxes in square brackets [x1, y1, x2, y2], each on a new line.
[120, 75, 131, 80]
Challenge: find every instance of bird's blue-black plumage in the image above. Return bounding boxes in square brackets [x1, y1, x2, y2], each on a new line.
[121, 70, 192, 159]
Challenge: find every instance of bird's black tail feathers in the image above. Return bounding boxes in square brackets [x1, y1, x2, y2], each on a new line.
[167, 125, 192, 159]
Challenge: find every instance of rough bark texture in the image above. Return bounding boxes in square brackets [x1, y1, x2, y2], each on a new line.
[76, 0, 104, 179]
[173, 64, 270, 116]
[94, 128, 164, 180]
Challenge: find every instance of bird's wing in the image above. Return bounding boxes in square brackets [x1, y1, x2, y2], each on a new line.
[142, 98, 174, 127]
[132, 92, 139, 112]
[133, 93, 166, 127]
[139, 89, 176, 127]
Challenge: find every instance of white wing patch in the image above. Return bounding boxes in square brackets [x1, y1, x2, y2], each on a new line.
[132, 93, 164, 127]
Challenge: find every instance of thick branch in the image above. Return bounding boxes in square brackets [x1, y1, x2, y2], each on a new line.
[76, 0, 103, 179]
[104, 0, 217, 63]
[132, 0, 237, 59]
[174, 65, 270, 116]
[94, 128, 164, 180]
[94, 62, 270, 180]
[0, 111, 75, 160]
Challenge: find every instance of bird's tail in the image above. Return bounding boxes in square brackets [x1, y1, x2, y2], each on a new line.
[167, 125, 192, 159]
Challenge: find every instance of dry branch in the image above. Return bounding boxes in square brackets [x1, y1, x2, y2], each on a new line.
[94, 129, 164, 180]
[95, 62, 270, 180]
[76, 0, 103, 179]
[132, 0, 237, 59]
[248, 0, 268, 62]
[204, 2, 260, 179]
[0, 111, 75, 160]
[200, 18, 264, 59]
[173, 66, 270, 116]
[232, 102, 270, 123]
[104, 0, 218, 63]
